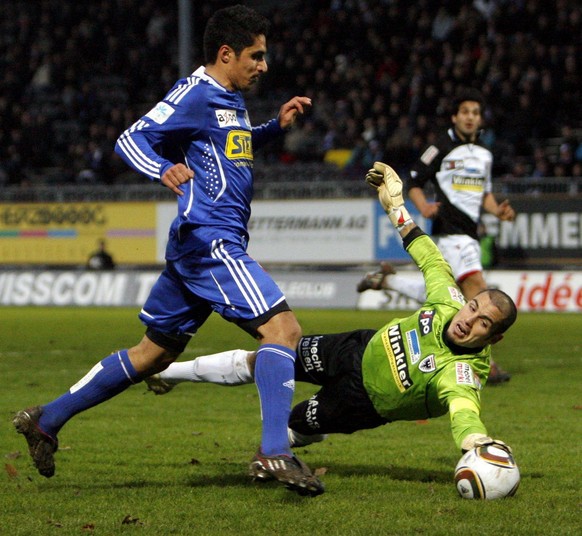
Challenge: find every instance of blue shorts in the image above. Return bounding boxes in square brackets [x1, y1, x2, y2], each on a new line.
[139, 238, 288, 343]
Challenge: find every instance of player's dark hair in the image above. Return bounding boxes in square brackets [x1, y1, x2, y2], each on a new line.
[203, 4, 270, 64]
[480, 288, 518, 335]
[452, 88, 484, 115]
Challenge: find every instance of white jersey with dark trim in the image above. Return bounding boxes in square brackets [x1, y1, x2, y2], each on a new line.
[407, 128, 493, 240]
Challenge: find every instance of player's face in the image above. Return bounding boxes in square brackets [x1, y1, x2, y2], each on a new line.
[446, 292, 503, 348]
[452, 100, 482, 141]
[230, 35, 268, 92]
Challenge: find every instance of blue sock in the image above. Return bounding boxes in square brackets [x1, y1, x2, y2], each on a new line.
[39, 350, 139, 438]
[254, 344, 296, 457]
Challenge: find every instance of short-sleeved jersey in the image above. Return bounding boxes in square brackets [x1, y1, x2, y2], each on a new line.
[407, 128, 493, 240]
[114, 66, 283, 260]
[361, 232, 490, 449]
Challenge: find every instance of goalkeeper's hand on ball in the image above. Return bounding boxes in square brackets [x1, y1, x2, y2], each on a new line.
[461, 433, 513, 455]
[365, 162, 413, 230]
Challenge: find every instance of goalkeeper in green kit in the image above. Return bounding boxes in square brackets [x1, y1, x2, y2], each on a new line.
[146, 162, 517, 462]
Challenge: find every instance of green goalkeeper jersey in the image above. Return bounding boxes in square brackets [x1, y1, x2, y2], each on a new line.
[361, 233, 490, 450]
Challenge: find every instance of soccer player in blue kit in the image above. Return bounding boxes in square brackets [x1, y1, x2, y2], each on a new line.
[13, 5, 323, 496]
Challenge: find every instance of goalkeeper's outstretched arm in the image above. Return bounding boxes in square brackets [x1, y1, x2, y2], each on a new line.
[365, 161, 416, 238]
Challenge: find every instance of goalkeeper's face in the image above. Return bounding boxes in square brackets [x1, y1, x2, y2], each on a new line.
[447, 293, 504, 349]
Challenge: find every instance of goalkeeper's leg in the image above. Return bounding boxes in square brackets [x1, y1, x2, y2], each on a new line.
[145, 349, 255, 393]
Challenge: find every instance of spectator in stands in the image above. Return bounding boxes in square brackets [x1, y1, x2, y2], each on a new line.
[555, 124, 579, 174]
[1, 1, 580, 184]
[531, 157, 551, 179]
[282, 119, 324, 162]
[87, 239, 115, 271]
[346, 138, 384, 173]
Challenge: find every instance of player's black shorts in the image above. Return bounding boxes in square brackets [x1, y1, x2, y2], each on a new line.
[290, 330, 389, 435]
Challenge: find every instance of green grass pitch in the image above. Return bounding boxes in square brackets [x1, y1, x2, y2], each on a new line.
[1, 307, 581, 535]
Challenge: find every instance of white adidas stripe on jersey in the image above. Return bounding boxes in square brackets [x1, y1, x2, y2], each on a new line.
[211, 239, 269, 317]
[117, 122, 162, 179]
[166, 76, 198, 104]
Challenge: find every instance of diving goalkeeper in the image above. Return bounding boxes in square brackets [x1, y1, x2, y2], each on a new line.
[147, 162, 517, 457]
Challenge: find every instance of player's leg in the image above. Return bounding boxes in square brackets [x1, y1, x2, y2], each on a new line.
[437, 235, 484, 300]
[248, 311, 325, 496]
[383, 272, 426, 302]
[14, 264, 205, 477]
[146, 349, 255, 394]
[457, 271, 487, 300]
[147, 328, 375, 391]
[289, 329, 380, 446]
[148, 328, 376, 392]
[253, 309, 302, 456]
[180, 240, 323, 495]
[288, 373, 388, 439]
[439, 235, 511, 384]
[196, 242, 301, 457]
[13, 337, 172, 478]
[357, 262, 426, 303]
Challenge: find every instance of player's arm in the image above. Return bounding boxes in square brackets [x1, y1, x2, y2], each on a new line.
[482, 193, 516, 221]
[277, 96, 312, 129]
[252, 96, 312, 150]
[115, 125, 175, 183]
[436, 367, 512, 454]
[251, 118, 285, 149]
[434, 367, 486, 450]
[115, 94, 203, 191]
[406, 146, 441, 218]
[365, 162, 456, 294]
[449, 397, 488, 451]
[116, 124, 192, 196]
[408, 186, 441, 219]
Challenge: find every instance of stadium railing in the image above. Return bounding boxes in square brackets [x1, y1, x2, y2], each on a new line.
[2, 163, 581, 203]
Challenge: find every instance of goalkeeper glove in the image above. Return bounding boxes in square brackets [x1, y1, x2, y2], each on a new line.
[364, 163, 385, 189]
[366, 162, 413, 230]
[461, 433, 513, 455]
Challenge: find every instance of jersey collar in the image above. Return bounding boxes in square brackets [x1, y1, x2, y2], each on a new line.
[193, 66, 227, 92]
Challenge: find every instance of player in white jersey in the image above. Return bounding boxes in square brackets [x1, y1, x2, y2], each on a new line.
[408, 89, 515, 297]
[358, 89, 515, 383]
[13, 5, 323, 497]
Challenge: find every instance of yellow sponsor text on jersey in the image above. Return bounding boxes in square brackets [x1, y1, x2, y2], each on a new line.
[381, 325, 413, 392]
[225, 130, 253, 160]
[451, 174, 485, 192]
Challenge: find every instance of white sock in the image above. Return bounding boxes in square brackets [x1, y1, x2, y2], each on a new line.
[384, 274, 426, 303]
[159, 349, 254, 386]
[288, 428, 328, 448]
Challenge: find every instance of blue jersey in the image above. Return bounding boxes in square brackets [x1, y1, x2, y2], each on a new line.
[115, 66, 284, 260]
[115, 67, 290, 336]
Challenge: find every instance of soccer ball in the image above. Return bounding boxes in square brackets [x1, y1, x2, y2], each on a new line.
[454, 445, 520, 499]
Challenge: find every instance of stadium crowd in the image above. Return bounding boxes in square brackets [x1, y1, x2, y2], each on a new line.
[1, 0, 581, 187]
